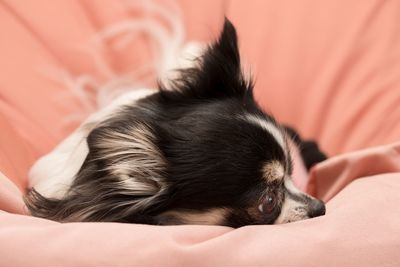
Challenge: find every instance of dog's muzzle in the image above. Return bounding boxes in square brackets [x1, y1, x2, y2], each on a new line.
[307, 199, 326, 218]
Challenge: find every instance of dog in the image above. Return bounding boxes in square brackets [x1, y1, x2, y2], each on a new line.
[25, 19, 326, 227]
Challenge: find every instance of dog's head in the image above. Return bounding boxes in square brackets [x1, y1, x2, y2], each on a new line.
[26, 19, 325, 227]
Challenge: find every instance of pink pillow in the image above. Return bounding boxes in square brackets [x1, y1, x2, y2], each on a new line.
[0, 112, 33, 191]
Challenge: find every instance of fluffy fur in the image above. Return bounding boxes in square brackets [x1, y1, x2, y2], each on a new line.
[25, 19, 326, 227]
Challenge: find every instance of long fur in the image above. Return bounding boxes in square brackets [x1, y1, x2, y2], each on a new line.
[25, 19, 327, 226]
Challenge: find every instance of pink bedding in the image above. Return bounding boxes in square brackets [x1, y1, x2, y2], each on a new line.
[1, 144, 400, 267]
[1, 0, 400, 266]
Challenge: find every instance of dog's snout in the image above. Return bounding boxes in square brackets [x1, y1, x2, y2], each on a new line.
[307, 199, 326, 218]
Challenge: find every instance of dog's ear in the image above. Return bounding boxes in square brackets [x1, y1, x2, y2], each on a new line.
[25, 122, 169, 222]
[161, 18, 253, 99]
[73, 122, 168, 220]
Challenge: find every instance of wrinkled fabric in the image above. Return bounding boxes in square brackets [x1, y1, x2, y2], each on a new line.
[1, 0, 400, 266]
[1, 168, 399, 266]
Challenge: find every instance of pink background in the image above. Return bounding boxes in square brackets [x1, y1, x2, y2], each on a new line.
[0, 1, 400, 266]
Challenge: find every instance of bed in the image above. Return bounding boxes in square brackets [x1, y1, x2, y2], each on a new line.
[1, 0, 400, 266]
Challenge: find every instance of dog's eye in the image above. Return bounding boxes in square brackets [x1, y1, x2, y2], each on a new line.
[258, 194, 276, 214]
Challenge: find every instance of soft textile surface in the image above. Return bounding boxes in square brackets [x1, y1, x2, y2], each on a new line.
[1, 144, 400, 266]
[1, 0, 400, 266]
[229, 0, 400, 155]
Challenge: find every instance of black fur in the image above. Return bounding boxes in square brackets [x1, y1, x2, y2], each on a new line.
[25, 19, 326, 227]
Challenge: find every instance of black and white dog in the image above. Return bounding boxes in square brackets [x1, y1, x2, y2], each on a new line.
[25, 19, 326, 227]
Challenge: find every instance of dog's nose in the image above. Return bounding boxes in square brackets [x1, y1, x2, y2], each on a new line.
[308, 199, 326, 218]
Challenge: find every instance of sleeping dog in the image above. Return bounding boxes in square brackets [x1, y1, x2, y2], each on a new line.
[25, 19, 326, 227]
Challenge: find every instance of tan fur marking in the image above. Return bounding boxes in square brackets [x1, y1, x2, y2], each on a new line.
[159, 208, 229, 225]
[262, 161, 284, 182]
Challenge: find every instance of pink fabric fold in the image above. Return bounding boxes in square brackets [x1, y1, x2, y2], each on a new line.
[1, 0, 400, 266]
[0, 172, 26, 215]
[308, 142, 400, 201]
[1, 172, 400, 267]
[1, 141, 400, 266]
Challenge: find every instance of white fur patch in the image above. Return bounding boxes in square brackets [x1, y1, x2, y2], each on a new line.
[29, 130, 89, 198]
[274, 177, 308, 224]
[116, 175, 160, 195]
[284, 175, 303, 196]
[94, 123, 167, 199]
[29, 89, 156, 199]
[245, 115, 286, 151]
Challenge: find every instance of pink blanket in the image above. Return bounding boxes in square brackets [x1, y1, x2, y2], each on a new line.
[1, 143, 400, 266]
[1, 0, 400, 266]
